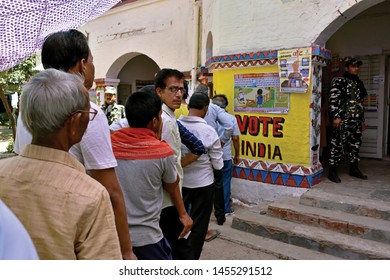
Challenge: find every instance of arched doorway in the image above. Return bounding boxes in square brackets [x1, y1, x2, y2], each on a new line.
[206, 32, 213, 62]
[106, 53, 160, 104]
[316, 0, 390, 159]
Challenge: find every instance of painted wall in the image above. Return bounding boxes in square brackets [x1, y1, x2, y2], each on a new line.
[213, 65, 311, 166]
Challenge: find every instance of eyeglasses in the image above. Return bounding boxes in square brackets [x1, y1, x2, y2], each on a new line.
[165, 86, 186, 94]
[72, 108, 98, 121]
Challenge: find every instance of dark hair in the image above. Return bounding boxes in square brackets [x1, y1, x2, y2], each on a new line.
[42, 29, 90, 71]
[188, 93, 210, 110]
[257, 89, 263, 95]
[125, 91, 162, 128]
[154, 68, 184, 89]
[212, 94, 228, 108]
[183, 80, 189, 100]
[139, 84, 156, 94]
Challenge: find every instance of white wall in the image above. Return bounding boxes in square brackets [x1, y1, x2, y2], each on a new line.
[201, 0, 384, 58]
[80, 0, 195, 79]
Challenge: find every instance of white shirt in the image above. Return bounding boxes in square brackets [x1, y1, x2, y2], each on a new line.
[109, 118, 129, 131]
[0, 200, 39, 260]
[161, 103, 183, 208]
[14, 102, 117, 170]
[178, 115, 223, 188]
[204, 103, 234, 143]
[218, 113, 240, 161]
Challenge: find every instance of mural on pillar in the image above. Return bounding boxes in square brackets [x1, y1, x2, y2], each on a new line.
[94, 86, 105, 107]
[207, 46, 331, 188]
[233, 73, 290, 113]
[310, 63, 322, 170]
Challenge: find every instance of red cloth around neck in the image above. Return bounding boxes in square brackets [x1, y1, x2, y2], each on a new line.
[111, 127, 173, 160]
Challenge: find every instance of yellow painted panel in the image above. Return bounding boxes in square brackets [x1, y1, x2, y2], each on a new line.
[213, 65, 311, 166]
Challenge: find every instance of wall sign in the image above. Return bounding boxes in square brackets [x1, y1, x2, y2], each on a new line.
[278, 47, 311, 93]
[234, 73, 289, 113]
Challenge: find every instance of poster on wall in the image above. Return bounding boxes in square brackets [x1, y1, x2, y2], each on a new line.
[364, 90, 378, 112]
[278, 47, 311, 93]
[233, 73, 289, 114]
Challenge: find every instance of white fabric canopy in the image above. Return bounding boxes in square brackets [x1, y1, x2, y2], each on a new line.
[0, 0, 120, 71]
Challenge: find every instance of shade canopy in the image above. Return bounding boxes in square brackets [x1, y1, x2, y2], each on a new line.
[0, 0, 120, 71]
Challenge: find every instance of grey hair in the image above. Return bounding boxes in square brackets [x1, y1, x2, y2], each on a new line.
[194, 83, 209, 97]
[21, 69, 88, 137]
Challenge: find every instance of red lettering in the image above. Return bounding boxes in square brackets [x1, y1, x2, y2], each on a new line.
[259, 117, 272, 137]
[272, 146, 282, 160]
[248, 116, 259, 136]
[246, 141, 256, 157]
[273, 117, 284, 137]
[236, 115, 248, 134]
[258, 143, 266, 157]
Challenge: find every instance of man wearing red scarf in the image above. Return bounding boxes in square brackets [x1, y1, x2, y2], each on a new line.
[111, 91, 192, 260]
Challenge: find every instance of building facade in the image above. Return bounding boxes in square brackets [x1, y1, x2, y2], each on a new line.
[80, 0, 390, 199]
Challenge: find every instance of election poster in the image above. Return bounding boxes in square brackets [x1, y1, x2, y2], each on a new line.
[234, 73, 289, 114]
[278, 48, 311, 93]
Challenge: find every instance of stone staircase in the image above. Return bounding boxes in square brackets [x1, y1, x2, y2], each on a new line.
[231, 189, 390, 259]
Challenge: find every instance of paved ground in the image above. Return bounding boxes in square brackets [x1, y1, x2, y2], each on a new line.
[200, 212, 277, 260]
[318, 158, 390, 201]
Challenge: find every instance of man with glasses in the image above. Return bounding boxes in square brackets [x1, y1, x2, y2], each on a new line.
[155, 68, 196, 259]
[0, 69, 122, 259]
[328, 57, 368, 183]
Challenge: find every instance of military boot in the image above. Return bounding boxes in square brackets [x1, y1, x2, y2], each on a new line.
[349, 162, 368, 179]
[328, 165, 341, 183]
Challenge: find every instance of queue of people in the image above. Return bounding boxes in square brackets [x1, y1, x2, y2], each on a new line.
[0, 29, 240, 260]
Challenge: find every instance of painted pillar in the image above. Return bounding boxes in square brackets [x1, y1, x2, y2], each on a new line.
[208, 46, 331, 188]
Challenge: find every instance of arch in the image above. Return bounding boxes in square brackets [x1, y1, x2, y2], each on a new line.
[106, 53, 160, 104]
[320, 0, 390, 159]
[314, 0, 384, 46]
[206, 31, 213, 62]
[106, 52, 144, 79]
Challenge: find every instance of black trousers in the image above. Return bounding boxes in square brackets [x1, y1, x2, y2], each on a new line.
[159, 206, 194, 260]
[182, 183, 214, 260]
[213, 169, 226, 224]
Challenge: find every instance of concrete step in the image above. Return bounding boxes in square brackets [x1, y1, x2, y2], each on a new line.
[218, 220, 341, 260]
[232, 210, 390, 259]
[268, 196, 390, 244]
[300, 189, 390, 221]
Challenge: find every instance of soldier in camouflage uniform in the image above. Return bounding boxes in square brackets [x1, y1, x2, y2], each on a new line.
[101, 86, 125, 125]
[327, 57, 368, 183]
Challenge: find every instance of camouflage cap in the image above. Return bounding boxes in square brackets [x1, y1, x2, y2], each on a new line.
[345, 57, 363, 67]
[104, 86, 117, 95]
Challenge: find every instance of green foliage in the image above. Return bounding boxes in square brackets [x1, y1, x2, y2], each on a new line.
[0, 54, 38, 94]
[6, 137, 14, 153]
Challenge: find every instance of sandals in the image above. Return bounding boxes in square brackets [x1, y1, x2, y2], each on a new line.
[204, 229, 221, 242]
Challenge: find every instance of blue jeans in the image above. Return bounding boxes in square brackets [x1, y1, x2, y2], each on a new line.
[221, 159, 233, 213]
